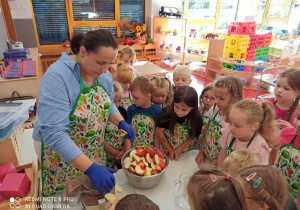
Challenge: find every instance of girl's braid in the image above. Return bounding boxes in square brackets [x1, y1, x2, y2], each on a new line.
[282, 95, 300, 120]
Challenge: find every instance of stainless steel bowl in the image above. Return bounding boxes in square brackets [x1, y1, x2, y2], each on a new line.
[121, 147, 169, 189]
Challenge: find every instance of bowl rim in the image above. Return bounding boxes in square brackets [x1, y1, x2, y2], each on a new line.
[121, 147, 169, 179]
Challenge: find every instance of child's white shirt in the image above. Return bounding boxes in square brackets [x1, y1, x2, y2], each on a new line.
[204, 105, 226, 125]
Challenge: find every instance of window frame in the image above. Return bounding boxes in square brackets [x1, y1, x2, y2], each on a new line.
[30, 0, 147, 54]
[183, 0, 241, 30]
[262, 0, 296, 27]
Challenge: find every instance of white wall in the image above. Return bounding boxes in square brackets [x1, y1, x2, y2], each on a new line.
[0, 6, 9, 60]
[9, 0, 33, 19]
[237, 0, 260, 21]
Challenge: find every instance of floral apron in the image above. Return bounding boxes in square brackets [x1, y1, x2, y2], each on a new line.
[41, 74, 111, 197]
[195, 116, 210, 150]
[121, 92, 133, 111]
[273, 100, 293, 122]
[162, 122, 194, 154]
[203, 110, 222, 161]
[131, 106, 155, 148]
[275, 135, 300, 197]
[103, 121, 124, 168]
[226, 132, 256, 156]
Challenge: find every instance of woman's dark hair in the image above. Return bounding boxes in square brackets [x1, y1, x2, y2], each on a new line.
[70, 29, 118, 54]
[156, 86, 201, 138]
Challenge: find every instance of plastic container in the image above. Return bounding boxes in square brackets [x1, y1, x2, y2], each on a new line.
[190, 61, 206, 76]
[0, 102, 30, 141]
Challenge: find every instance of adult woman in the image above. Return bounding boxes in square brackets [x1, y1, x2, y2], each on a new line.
[33, 30, 135, 196]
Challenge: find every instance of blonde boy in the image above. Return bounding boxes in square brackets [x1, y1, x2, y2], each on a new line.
[172, 65, 192, 92]
[120, 46, 140, 77]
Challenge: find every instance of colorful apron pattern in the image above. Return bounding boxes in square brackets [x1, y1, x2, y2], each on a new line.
[226, 132, 256, 156]
[42, 74, 111, 197]
[121, 94, 133, 111]
[131, 107, 155, 148]
[103, 121, 125, 168]
[203, 110, 222, 161]
[275, 135, 300, 197]
[195, 116, 210, 150]
[162, 122, 193, 154]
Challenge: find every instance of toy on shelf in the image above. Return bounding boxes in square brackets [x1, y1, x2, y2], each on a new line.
[159, 27, 165, 34]
[205, 33, 218, 39]
[62, 40, 70, 47]
[227, 21, 257, 35]
[124, 38, 132, 45]
[190, 61, 206, 76]
[189, 29, 197, 37]
[176, 46, 181, 52]
[165, 44, 173, 52]
[146, 38, 154, 44]
[173, 29, 178, 36]
[162, 57, 181, 69]
[137, 35, 146, 45]
[160, 41, 166, 50]
[159, 6, 182, 18]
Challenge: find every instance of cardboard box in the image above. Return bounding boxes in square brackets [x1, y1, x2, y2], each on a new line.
[0, 163, 17, 181]
[0, 173, 31, 200]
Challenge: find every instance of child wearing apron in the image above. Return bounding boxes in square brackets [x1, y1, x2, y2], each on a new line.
[155, 86, 203, 160]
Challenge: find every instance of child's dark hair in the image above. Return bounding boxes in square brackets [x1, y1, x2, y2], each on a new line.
[199, 83, 214, 114]
[278, 68, 300, 120]
[115, 194, 159, 210]
[187, 167, 246, 210]
[156, 86, 201, 139]
[70, 29, 118, 54]
[238, 165, 288, 210]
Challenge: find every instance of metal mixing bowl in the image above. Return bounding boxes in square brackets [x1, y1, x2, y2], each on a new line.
[121, 147, 169, 189]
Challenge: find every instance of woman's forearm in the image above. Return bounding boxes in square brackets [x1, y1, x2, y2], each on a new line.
[69, 153, 93, 172]
[109, 112, 124, 127]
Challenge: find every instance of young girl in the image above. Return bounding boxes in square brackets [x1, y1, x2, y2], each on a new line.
[217, 99, 277, 166]
[155, 86, 203, 160]
[150, 77, 173, 108]
[275, 106, 300, 197]
[238, 165, 288, 210]
[195, 76, 243, 167]
[113, 62, 135, 111]
[187, 168, 246, 210]
[103, 82, 131, 168]
[265, 68, 300, 129]
[199, 83, 215, 116]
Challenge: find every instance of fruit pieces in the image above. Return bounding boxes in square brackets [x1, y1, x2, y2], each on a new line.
[135, 164, 145, 176]
[119, 129, 128, 137]
[136, 147, 146, 157]
[146, 146, 156, 158]
[105, 193, 118, 204]
[156, 149, 164, 157]
[144, 167, 152, 176]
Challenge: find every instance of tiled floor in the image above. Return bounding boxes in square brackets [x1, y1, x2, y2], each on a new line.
[167, 73, 265, 99]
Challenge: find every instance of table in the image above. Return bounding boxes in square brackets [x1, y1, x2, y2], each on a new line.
[109, 61, 168, 78]
[20, 129, 199, 209]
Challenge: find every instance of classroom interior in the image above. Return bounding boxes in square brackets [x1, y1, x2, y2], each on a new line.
[0, 0, 300, 209]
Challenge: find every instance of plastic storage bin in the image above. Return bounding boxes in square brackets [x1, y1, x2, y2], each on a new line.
[190, 61, 207, 76]
[0, 103, 30, 141]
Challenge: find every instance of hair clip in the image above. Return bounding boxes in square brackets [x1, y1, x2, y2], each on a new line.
[253, 177, 262, 189]
[226, 174, 231, 180]
[257, 102, 262, 107]
[246, 172, 257, 181]
[209, 173, 217, 182]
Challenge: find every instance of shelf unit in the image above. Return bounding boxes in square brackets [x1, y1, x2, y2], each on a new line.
[206, 57, 272, 89]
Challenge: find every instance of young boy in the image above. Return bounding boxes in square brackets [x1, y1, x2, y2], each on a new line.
[108, 194, 159, 210]
[120, 46, 141, 77]
[126, 76, 162, 147]
[172, 65, 192, 93]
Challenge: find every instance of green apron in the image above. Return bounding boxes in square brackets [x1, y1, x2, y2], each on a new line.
[162, 122, 194, 154]
[42, 71, 111, 196]
[275, 135, 300, 197]
[195, 115, 210, 150]
[103, 121, 124, 168]
[226, 132, 256, 156]
[121, 92, 133, 111]
[203, 110, 223, 161]
[131, 106, 155, 148]
[273, 100, 293, 122]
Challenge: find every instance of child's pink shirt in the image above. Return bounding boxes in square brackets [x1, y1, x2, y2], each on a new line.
[122, 92, 131, 98]
[264, 98, 298, 126]
[220, 122, 272, 165]
[279, 127, 300, 148]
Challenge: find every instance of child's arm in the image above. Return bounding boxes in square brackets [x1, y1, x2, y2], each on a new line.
[217, 148, 226, 168]
[195, 136, 206, 167]
[155, 127, 175, 160]
[116, 138, 131, 160]
[174, 137, 196, 160]
[103, 139, 120, 158]
[268, 147, 279, 165]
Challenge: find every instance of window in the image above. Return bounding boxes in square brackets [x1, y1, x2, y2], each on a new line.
[31, 0, 70, 45]
[256, 0, 268, 29]
[188, 0, 218, 20]
[218, 0, 239, 29]
[120, 0, 145, 23]
[267, 0, 293, 18]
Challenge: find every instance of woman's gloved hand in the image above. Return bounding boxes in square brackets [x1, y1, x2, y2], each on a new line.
[118, 120, 135, 142]
[84, 163, 117, 195]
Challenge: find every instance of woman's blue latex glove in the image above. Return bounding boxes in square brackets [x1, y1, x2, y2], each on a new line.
[84, 163, 117, 195]
[118, 120, 135, 142]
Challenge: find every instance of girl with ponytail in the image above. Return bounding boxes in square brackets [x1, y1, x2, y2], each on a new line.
[265, 68, 300, 129]
[217, 99, 277, 166]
